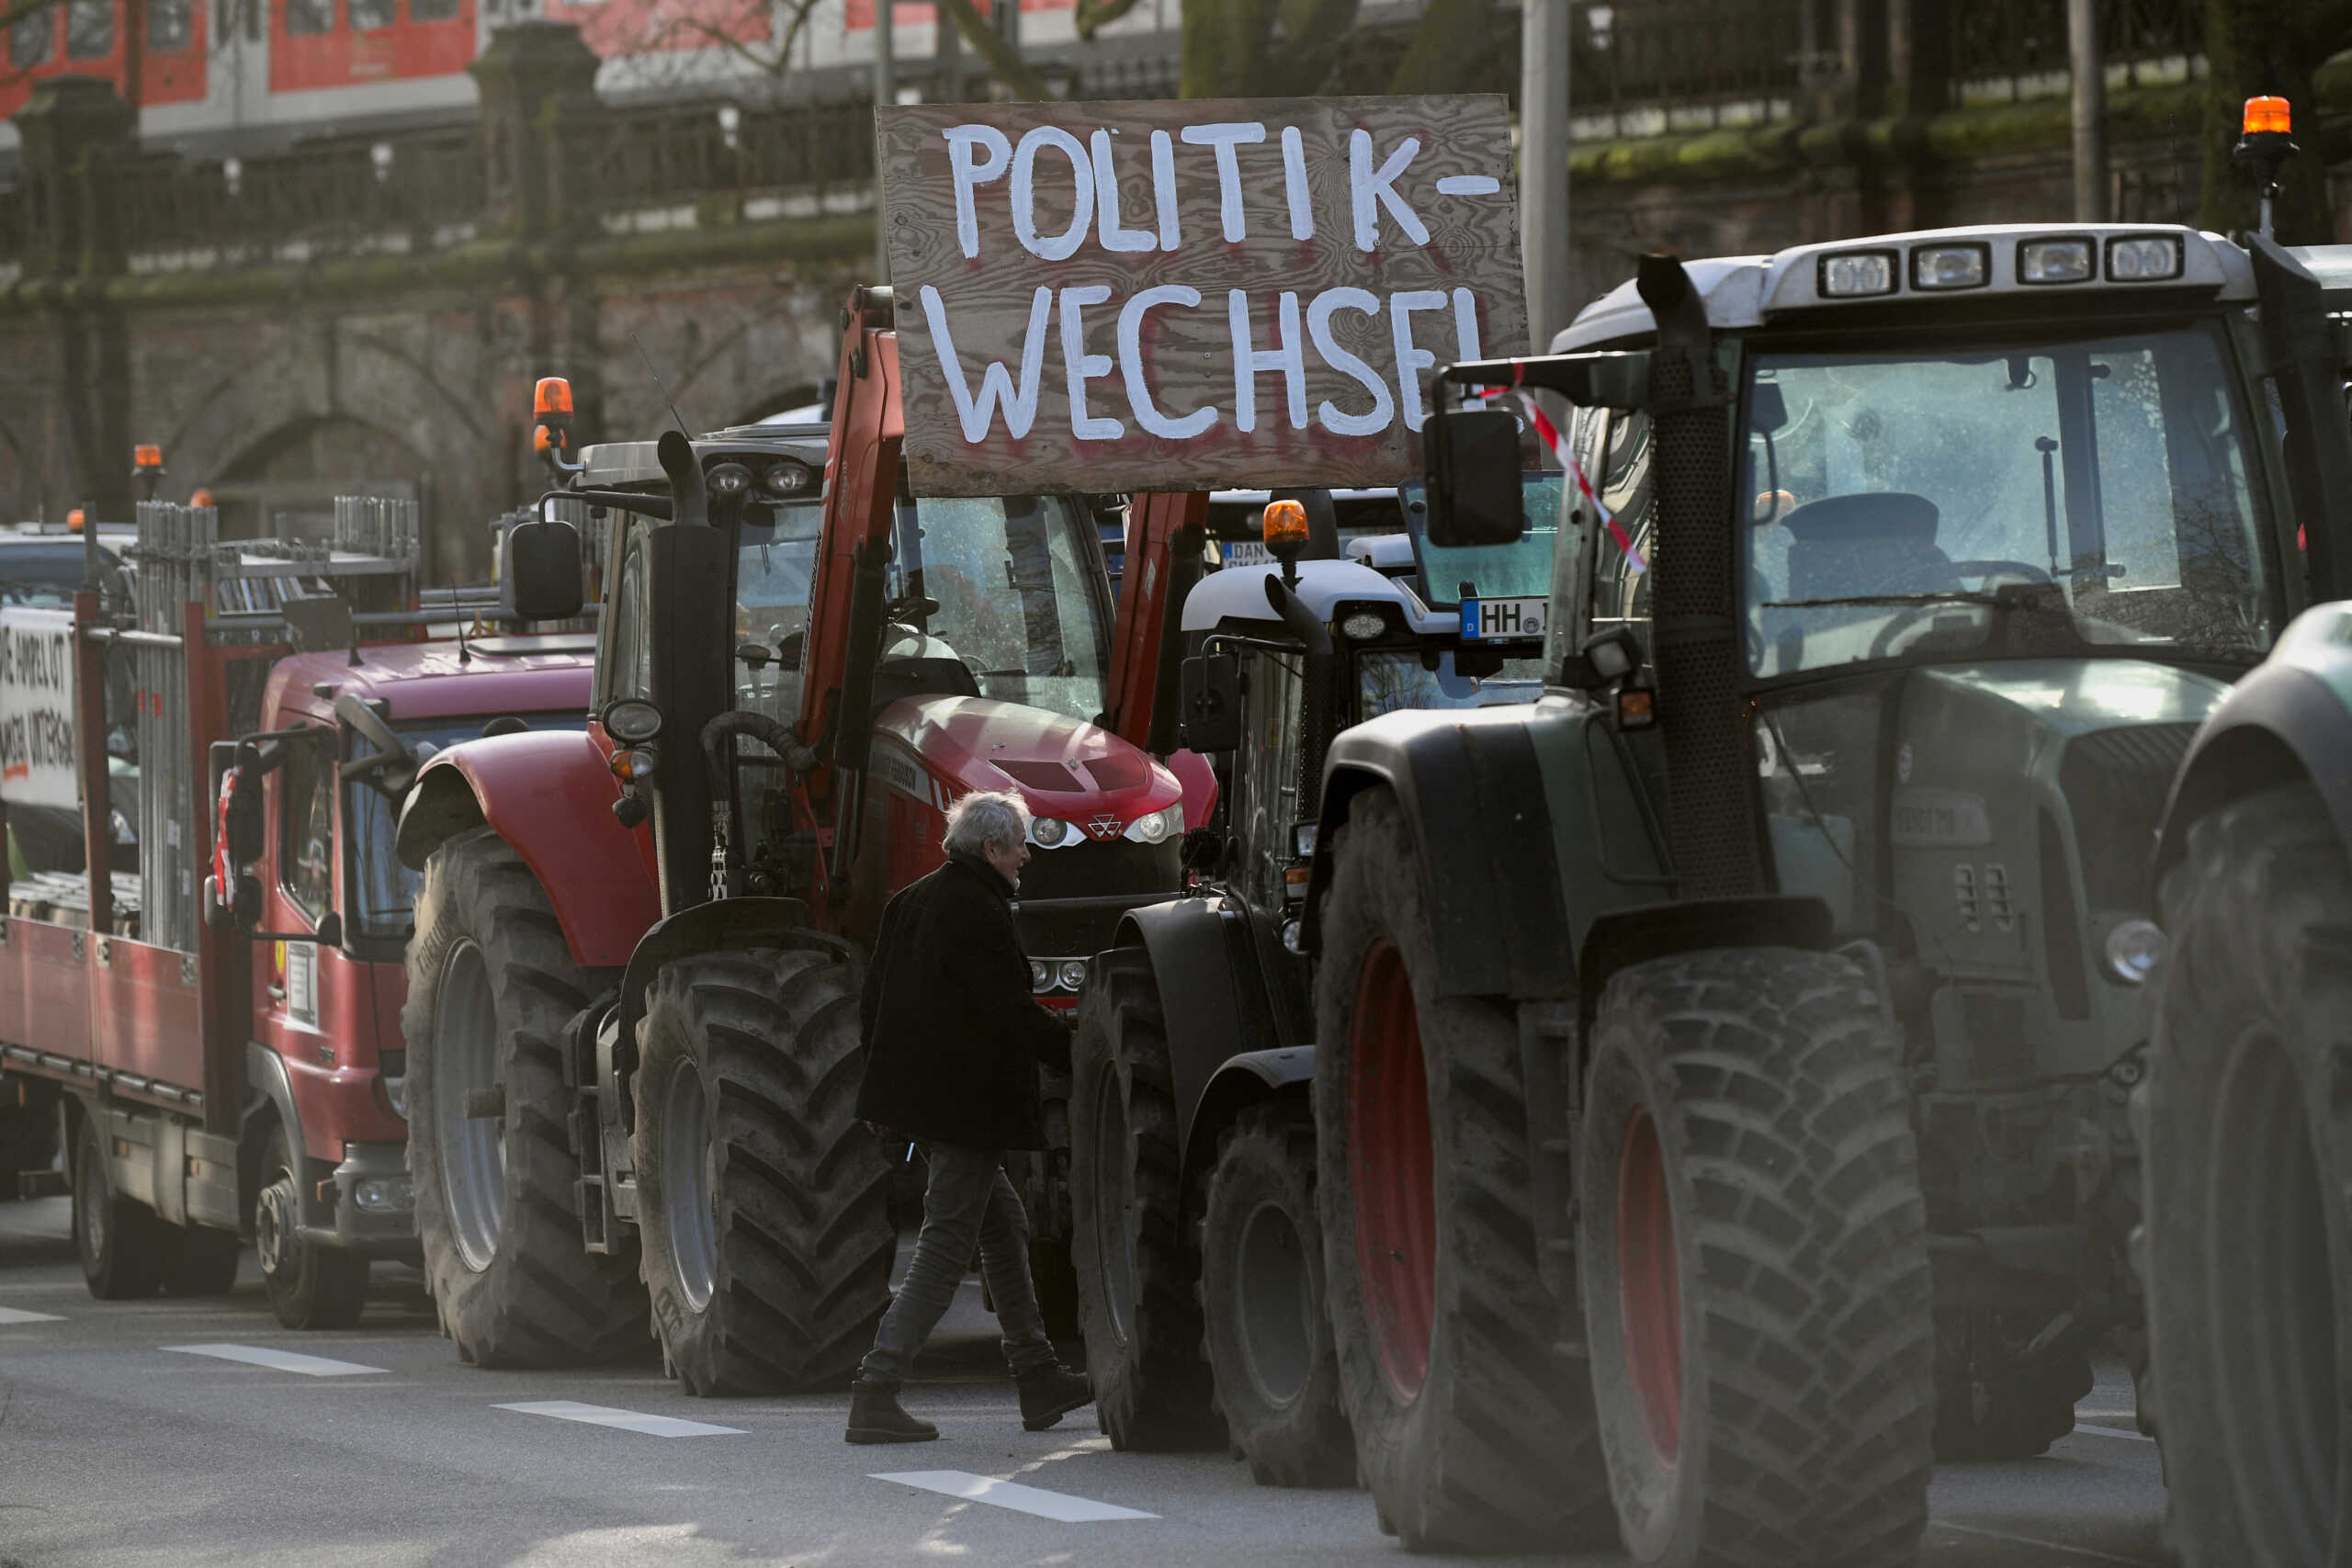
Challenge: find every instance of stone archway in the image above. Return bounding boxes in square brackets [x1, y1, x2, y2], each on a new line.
[213, 415, 431, 547]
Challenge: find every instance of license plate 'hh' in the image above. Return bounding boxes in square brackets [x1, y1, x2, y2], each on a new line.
[1459, 596, 1546, 641]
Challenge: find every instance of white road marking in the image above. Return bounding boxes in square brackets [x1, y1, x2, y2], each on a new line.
[0, 1305, 63, 1325]
[1937, 1519, 2155, 1565]
[164, 1343, 390, 1377]
[871, 1471, 1159, 1522]
[496, 1401, 747, 1438]
[2072, 1421, 2157, 1444]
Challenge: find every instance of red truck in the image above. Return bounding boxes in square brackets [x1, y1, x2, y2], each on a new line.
[0, 494, 593, 1330]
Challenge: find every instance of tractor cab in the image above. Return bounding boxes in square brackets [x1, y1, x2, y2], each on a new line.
[563, 401, 1181, 996]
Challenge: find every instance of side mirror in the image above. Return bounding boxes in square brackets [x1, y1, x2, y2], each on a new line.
[1424, 406, 1527, 547]
[222, 764, 264, 872]
[232, 873, 263, 931]
[507, 516, 585, 621]
[313, 910, 343, 949]
[1178, 652, 1241, 754]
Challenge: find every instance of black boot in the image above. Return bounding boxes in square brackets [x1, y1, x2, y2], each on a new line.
[1016, 1363, 1093, 1432]
[845, 1379, 939, 1445]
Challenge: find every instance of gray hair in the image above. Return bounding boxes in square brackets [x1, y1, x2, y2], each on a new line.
[944, 790, 1031, 859]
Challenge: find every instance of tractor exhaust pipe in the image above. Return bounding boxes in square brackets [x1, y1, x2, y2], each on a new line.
[1636, 254, 1765, 899]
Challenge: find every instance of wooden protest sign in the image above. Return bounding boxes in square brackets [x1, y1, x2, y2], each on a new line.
[878, 96, 1525, 496]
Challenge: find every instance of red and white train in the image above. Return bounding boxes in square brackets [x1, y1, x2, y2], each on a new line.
[1, 0, 1145, 158]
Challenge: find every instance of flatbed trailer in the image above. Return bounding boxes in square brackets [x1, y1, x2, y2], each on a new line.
[0, 496, 594, 1325]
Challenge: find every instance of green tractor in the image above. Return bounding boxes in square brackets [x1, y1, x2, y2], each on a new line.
[1296, 225, 2352, 1560]
[2138, 239, 2352, 1568]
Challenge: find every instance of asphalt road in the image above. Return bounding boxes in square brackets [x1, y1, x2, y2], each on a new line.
[0, 1195, 2165, 1568]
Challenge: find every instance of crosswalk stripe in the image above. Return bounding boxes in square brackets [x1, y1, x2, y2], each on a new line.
[0, 1305, 64, 1325]
[163, 1343, 390, 1377]
[496, 1401, 747, 1438]
[870, 1471, 1159, 1522]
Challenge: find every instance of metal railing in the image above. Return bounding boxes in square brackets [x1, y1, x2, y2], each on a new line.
[1951, 0, 2203, 102]
[118, 128, 488, 272]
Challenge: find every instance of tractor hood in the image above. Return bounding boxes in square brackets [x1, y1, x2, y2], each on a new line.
[870, 695, 1184, 841]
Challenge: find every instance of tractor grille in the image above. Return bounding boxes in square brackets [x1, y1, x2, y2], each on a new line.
[2057, 723, 2198, 913]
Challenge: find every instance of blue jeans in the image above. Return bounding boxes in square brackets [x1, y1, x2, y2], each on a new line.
[858, 1144, 1057, 1385]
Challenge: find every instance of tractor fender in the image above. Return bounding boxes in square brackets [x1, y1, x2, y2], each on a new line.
[2154, 651, 2352, 892]
[396, 732, 662, 970]
[1111, 896, 1285, 1158]
[1299, 707, 1574, 1000]
[614, 897, 861, 1069]
[1181, 1045, 1314, 1181]
[1574, 894, 1836, 1045]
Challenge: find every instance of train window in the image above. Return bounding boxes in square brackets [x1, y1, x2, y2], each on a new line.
[149, 0, 192, 50]
[349, 0, 392, 28]
[9, 11, 52, 65]
[410, 0, 460, 20]
[283, 0, 333, 34]
[65, 0, 111, 57]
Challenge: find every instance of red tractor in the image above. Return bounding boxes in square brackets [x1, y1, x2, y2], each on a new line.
[393, 286, 1213, 1392]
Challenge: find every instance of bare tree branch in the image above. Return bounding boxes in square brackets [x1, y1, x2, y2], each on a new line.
[932, 0, 1048, 100]
[1073, 0, 1146, 41]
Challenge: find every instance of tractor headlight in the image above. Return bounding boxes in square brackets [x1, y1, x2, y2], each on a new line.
[1124, 805, 1182, 844]
[2018, 237, 2095, 284]
[2106, 235, 2183, 282]
[1339, 611, 1387, 641]
[1818, 250, 1896, 298]
[2104, 919, 2165, 984]
[1910, 243, 1988, 291]
[353, 1177, 413, 1213]
[1057, 959, 1089, 992]
[603, 698, 662, 742]
[1029, 960, 1052, 994]
[1031, 816, 1073, 849]
[707, 462, 754, 497]
[761, 460, 817, 497]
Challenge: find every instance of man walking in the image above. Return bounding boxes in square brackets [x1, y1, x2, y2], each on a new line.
[848, 790, 1094, 1444]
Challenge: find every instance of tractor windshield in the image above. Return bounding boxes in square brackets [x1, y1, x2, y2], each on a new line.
[885, 495, 1113, 725]
[1399, 474, 1566, 606]
[1739, 322, 2276, 677]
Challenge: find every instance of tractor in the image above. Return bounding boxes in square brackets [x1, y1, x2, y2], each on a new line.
[1065, 480, 1560, 1482]
[1294, 222, 2352, 1560]
[392, 285, 1204, 1392]
[2138, 235, 2352, 1568]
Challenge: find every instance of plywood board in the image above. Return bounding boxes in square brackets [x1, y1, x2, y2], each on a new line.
[880, 96, 1526, 496]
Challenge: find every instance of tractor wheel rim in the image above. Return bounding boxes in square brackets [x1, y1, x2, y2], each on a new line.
[1238, 1197, 1315, 1407]
[662, 1059, 718, 1313]
[2211, 1030, 2337, 1555]
[1349, 940, 1435, 1401]
[1618, 1107, 1683, 1462]
[434, 940, 504, 1274]
[1091, 1071, 1137, 1344]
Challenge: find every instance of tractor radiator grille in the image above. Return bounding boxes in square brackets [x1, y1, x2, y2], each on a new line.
[2057, 723, 2198, 913]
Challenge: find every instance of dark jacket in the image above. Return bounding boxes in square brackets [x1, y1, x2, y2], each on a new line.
[856, 852, 1071, 1151]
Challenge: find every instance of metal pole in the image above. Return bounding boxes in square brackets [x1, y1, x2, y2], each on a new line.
[875, 0, 895, 283]
[1521, 0, 1573, 350]
[2067, 0, 2109, 221]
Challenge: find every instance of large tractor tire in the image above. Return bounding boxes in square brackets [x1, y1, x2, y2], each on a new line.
[255, 1125, 368, 1330]
[631, 948, 895, 1395]
[1070, 947, 1220, 1449]
[73, 1112, 163, 1300]
[1931, 1309, 2094, 1461]
[2143, 782, 2351, 1568]
[1199, 1101, 1354, 1487]
[404, 826, 647, 1368]
[1579, 947, 1934, 1568]
[1314, 786, 1615, 1552]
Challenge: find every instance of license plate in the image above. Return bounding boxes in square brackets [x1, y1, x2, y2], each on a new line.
[1220, 540, 1272, 568]
[1459, 596, 1546, 641]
